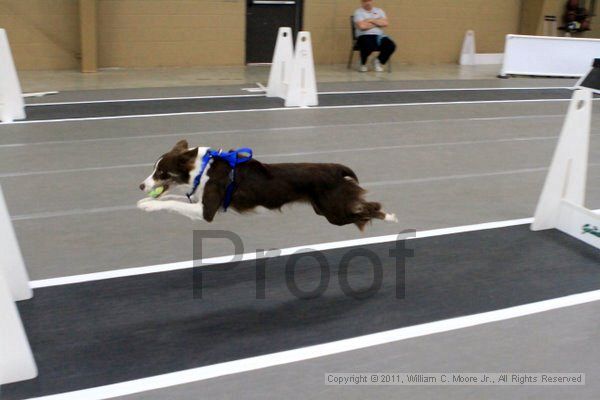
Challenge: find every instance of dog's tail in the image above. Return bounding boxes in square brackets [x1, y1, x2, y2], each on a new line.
[338, 164, 359, 184]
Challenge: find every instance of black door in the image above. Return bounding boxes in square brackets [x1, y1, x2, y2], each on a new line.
[246, 0, 303, 64]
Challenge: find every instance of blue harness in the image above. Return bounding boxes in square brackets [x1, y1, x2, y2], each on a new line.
[186, 148, 253, 211]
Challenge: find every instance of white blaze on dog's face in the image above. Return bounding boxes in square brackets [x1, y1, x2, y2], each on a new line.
[139, 140, 200, 197]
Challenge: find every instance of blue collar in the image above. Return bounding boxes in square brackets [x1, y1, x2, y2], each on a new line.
[186, 148, 253, 211]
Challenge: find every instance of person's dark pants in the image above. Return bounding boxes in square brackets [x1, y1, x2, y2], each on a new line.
[357, 35, 396, 65]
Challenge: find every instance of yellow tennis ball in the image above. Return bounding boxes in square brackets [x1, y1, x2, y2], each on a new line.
[149, 186, 164, 198]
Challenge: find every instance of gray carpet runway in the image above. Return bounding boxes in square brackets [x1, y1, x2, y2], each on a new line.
[127, 301, 600, 400]
[23, 88, 575, 121]
[2, 225, 599, 399]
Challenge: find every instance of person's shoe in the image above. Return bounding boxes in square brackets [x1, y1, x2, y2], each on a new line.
[373, 58, 384, 72]
[358, 64, 368, 72]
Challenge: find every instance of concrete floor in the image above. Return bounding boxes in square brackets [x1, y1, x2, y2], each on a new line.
[1, 65, 599, 399]
[2, 99, 598, 280]
[20, 64, 510, 93]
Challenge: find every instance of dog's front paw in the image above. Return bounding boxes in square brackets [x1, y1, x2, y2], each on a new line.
[137, 197, 155, 206]
[137, 199, 165, 212]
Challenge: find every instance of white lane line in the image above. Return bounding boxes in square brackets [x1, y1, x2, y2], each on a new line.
[263, 135, 566, 158]
[28, 289, 600, 400]
[9, 165, 600, 221]
[23, 91, 59, 98]
[11, 205, 137, 221]
[26, 93, 265, 106]
[30, 217, 533, 288]
[317, 86, 573, 95]
[5, 98, 586, 125]
[24, 86, 572, 106]
[0, 114, 567, 149]
[0, 163, 153, 178]
[472, 115, 563, 121]
[1, 133, 586, 178]
[363, 163, 599, 187]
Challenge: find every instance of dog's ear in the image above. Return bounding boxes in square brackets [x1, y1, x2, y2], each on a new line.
[172, 139, 189, 153]
[179, 147, 198, 165]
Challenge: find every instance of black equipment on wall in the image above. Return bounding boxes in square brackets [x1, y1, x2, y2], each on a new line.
[561, 0, 592, 32]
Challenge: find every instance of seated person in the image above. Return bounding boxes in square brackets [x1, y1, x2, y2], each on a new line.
[353, 0, 396, 72]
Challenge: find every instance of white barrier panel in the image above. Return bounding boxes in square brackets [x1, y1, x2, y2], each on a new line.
[0, 29, 25, 123]
[0, 271, 37, 385]
[500, 35, 600, 78]
[459, 30, 503, 66]
[267, 27, 294, 99]
[0, 185, 32, 301]
[557, 200, 600, 249]
[285, 32, 318, 108]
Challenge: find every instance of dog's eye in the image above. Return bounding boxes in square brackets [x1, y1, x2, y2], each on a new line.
[155, 170, 169, 180]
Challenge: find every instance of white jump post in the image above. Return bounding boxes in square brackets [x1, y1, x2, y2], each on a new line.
[459, 30, 503, 66]
[460, 30, 476, 65]
[0, 185, 32, 301]
[0, 28, 26, 123]
[531, 60, 600, 249]
[0, 272, 37, 386]
[267, 27, 294, 99]
[0, 184, 37, 385]
[285, 31, 318, 107]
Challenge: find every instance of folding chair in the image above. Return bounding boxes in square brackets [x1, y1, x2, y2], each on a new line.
[347, 16, 360, 69]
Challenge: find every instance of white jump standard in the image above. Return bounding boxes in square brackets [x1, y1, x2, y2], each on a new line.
[0, 29, 26, 123]
[531, 59, 600, 249]
[264, 27, 318, 107]
[266, 27, 294, 100]
[0, 185, 37, 386]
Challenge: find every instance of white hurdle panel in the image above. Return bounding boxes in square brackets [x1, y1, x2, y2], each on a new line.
[556, 199, 600, 249]
[531, 61, 600, 250]
[0, 184, 37, 385]
[500, 35, 600, 78]
[0, 28, 26, 123]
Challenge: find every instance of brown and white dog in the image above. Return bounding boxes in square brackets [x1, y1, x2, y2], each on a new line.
[138, 140, 397, 230]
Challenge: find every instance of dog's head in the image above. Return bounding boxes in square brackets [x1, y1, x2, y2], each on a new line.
[139, 140, 199, 197]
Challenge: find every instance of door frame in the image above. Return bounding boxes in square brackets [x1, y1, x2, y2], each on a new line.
[245, 0, 304, 65]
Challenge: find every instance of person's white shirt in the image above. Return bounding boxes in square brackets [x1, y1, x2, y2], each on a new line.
[353, 7, 387, 37]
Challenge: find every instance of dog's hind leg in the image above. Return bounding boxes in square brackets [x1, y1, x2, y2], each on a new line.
[310, 181, 398, 229]
[311, 201, 324, 216]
